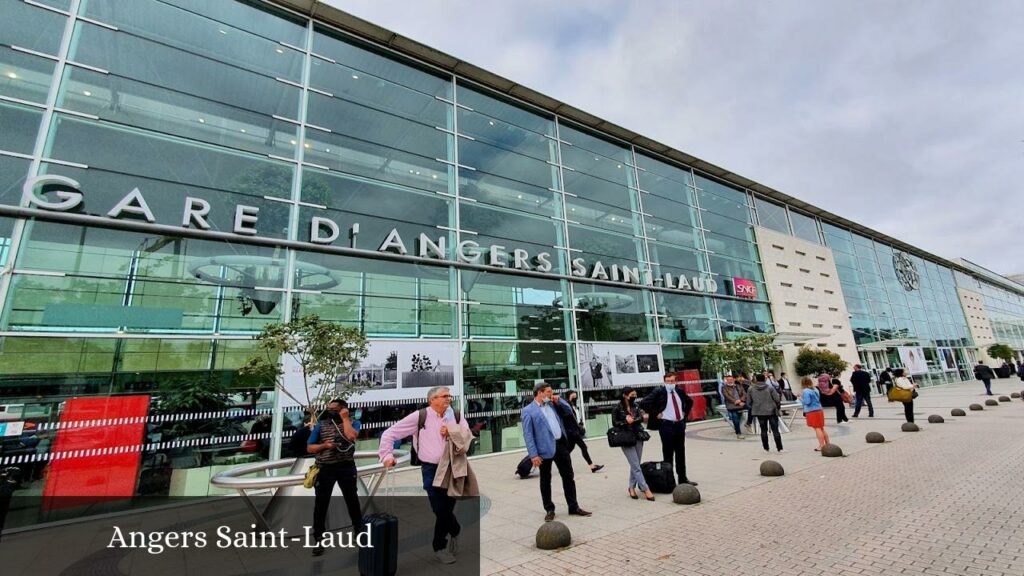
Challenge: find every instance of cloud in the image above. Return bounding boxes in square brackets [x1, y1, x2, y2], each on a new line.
[333, 0, 1024, 275]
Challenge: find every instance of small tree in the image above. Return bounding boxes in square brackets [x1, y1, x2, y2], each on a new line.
[701, 334, 782, 377]
[987, 343, 1015, 363]
[239, 314, 370, 416]
[794, 347, 849, 377]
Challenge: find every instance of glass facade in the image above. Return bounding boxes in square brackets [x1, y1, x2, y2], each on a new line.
[1, 0, 1020, 519]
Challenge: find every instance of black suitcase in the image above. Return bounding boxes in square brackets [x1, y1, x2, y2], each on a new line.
[515, 456, 534, 479]
[359, 512, 398, 576]
[641, 461, 676, 494]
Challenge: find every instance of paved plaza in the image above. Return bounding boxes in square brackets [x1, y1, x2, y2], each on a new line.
[384, 379, 1024, 575]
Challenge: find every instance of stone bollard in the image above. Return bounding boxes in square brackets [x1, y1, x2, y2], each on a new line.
[759, 460, 784, 477]
[927, 415, 944, 424]
[902, 422, 920, 432]
[951, 408, 966, 416]
[865, 431, 885, 443]
[672, 483, 701, 505]
[1011, 392, 1021, 399]
[536, 521, 571, 550]
[821, 444, 843, 457]
[985, 399, 999, 407]
[969, 403, 984, 411]
[998, 396, 1011, 402]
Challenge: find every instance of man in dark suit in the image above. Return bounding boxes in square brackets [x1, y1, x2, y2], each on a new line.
[639, 375, 697, 486]
[850, 364, 874, 418]
[974, 361, 996, 395]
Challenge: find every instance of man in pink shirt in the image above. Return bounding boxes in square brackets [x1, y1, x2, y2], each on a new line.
[380, 386, 471, 565]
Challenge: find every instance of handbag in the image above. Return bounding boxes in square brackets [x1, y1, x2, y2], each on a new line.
[637, 429, 651, 442]
[606, 427, 637, 448]
[840, 390, 852, 404]
[303, 463, 319, 489]
[887, 386, 913, 403]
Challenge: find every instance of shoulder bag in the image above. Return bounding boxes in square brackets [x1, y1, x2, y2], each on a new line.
[303, 463, 319, 489]
[887, 384, 913, 403]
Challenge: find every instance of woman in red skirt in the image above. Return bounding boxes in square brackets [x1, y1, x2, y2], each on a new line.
[800, 377, 830, 451]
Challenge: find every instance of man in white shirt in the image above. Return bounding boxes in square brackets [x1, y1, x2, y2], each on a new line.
[639, 375, 697, 486]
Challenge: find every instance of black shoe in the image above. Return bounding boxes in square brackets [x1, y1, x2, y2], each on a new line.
[591, 464, 605, 473]
[312, 546, 324, 557]
[628, 488, 638, 500]
[544, 511, 555, 522]
[681, 479, 698, 487]
[569, 508, 593, 517]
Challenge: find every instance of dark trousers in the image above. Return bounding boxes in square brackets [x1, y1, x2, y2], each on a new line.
[539, 438, 579, 513]
[312, 461, 363, 541]
[658, 420, 689, 483]
[853, 391, 874, 417]
[826, 394, 848, 423]
[566, 434, 594, 466]
[903, 400, 915, 423]
[755, 415, 782, 451]
[982, 379, 992, 395]
[726, 410, 743, 434]
[421, 462, 460, 552]
[875, 380, 884, 395]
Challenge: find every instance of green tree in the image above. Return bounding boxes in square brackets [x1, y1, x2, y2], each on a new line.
[238, 314, 370, 416]
[794, 347, 850, 377]
[700, 333, 782, 377]
[986, 343, 1015, 363]
[156, 374, 229, 437]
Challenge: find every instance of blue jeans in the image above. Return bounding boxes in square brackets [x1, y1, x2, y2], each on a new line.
[421, 463, 460, 552]
[620, 441, 648, 491]
[726, 410, 743, 434]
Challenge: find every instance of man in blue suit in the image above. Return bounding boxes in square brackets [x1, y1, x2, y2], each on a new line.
[521, 382, 594, 522]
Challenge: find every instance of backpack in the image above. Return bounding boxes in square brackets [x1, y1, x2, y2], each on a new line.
[409, 408, 461, 466]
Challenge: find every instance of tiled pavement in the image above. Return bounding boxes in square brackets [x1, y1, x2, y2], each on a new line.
[404, 379, 1024, 575]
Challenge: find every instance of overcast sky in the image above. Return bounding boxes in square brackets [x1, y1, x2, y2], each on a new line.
[336, 1, 1023, 276]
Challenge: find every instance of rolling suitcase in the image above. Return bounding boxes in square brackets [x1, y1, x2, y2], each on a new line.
[641, 461, 676, 494]
[515, 456, 534, 479]
[359, 512, 398, 576]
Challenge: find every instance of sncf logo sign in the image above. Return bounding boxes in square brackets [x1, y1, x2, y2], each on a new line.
[732, 277, 758, 299]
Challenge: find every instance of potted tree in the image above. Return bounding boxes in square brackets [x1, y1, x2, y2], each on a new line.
[986, 343, 1016, 378]
[794, 347, 850, 378]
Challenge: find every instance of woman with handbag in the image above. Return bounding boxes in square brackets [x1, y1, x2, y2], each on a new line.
[891, 368, 918, 423]
[565, 390, 604, 473]
[818, 374, 849, 424]
[610, 387, 654, 501]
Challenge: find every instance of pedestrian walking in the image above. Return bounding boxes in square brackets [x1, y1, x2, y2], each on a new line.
[307, 399, 362, 557]
[611, 387, 654, 501]
[878, 367, 893, 395]
[639, 374, 698, 486]
[1016, 360, 1024, 381]
[892, 368, 917, 423]
[563, 390, 604, 473]
[850, 364, 874, 418]
[521, 382, 593, 522]
[721, 375, 747, 439]
[799, 377, 830, 451]
[973, 361, 996, 396]
[380, 386, 472, 564]
[748, 374, 783, 453]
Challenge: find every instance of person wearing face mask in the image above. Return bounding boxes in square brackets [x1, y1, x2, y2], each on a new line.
[639, 375, 698, 487]
[611, 387, 654, 501]
[307, 399, 361, 557]
[521, 382, 594, 523]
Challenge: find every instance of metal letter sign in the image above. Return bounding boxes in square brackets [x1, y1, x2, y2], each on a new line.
[893, 251, 919, 291]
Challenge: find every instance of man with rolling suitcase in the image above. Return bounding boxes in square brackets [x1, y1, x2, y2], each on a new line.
[639, 374, 698, 487]
[380, 386, 471, 565]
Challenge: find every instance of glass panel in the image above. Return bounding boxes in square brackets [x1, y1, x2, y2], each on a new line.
[717, 300, 773, 336]
[754, 196, 789, 234]
[789, 210, 820, 244]
[57, 67, 300, 158]
[695, 174, 746, 205]
[458, 108, 553, 162]
[567, 225, 643, 265]
[698, 210, 753, 242]
[648, 242, 705, 278]
[459, 202, 565, 273]
[560, 145, 632, 187]
[635, 153, 694, 201]
[704, 230, 759, 261]
[299, 168, 452, 250]
[573, 283, 653, 342]
[463, 342, 569, 455]
[161, 0, 307, 46]
[306, 93, 446, 159]
[310, 59, 450, 127]
[562, 169, 633, 213]
[656, 293, 715, 343]
[458, 138, 556, 190]
[463, 272, 568, 340]
[313, 27, 451, 99]
[291, 254, 454, 337]
[558, 124, 630, 164]
[564, 194, 635, 236]
[0, 101, 42, 154]
[304, 130, 450, 194]
[0, 45, 56, 105]
[69, 23, 301, 119]
[82, 0, 304, 82]
[697, 187, 749, 222]
[0, 0, 67, 55]
[6, 222, 285, 333]
[0, 155, 31, 206]
[457, 87, 554, 137]
[459, 170, 561, 219]
[708, 254, 764, 283]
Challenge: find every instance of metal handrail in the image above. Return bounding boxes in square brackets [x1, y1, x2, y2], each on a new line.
[210, 450, 410, 531]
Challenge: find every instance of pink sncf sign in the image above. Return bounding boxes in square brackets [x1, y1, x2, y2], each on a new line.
[733, 277, 758, 299]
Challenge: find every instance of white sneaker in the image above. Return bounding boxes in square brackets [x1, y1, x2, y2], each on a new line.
[777, 449, 786, 454]
[435, 550, 457, 565]
[763, 449, 770, 454]
[736, 434, 745, 439]
[447, 536, 459, 556]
